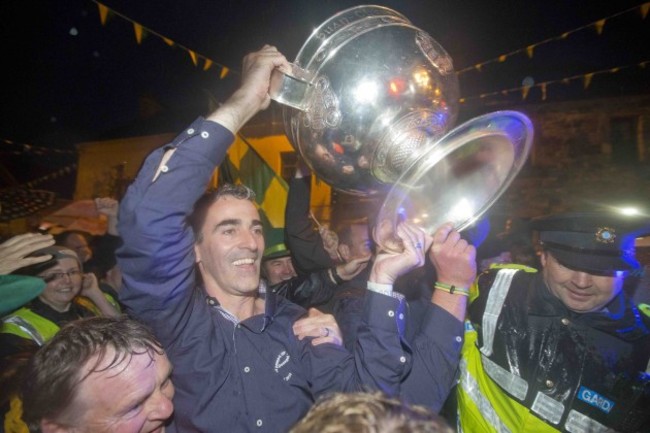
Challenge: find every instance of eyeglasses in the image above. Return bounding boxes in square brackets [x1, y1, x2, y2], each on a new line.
[43, 270, 82, 282]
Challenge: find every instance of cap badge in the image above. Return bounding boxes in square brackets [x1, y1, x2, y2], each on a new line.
[595, 227, 616, 243]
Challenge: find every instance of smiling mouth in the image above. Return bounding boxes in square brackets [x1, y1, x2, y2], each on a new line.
[232, 258, 256, 266]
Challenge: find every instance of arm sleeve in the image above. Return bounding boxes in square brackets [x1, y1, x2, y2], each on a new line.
[284, 176, 334, 274]
[297, 290, 411, 398]
[399, 301, 465, 412]
[271, 269, 338, 308]
[116, 118, 233, 346]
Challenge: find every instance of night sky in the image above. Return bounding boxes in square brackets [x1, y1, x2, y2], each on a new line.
[2, 0, 649, 194]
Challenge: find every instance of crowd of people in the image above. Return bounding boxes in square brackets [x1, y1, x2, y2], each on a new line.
[1, 45, 649, 433]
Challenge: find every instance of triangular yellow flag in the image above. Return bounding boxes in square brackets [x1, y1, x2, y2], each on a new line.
[162, 37, 174, 46]
[220, 67, 230, 79]
[133, 23, 144, 44]
[203, 59, 213, 71]
[541, 83, 547, 101]
[583, 73, 594, 89]
[609, 67, 620, 73]
[97, 3, 109, 26]
[475, 64, 482, 72]
[188, 50, 198, 66]
[522, 85, 531, 100]
[641, 2, 650, 19]
[562, 78, 570, 85]
[561, 32, 570, 39]
[498, 55, 507, 63]
[459, 98, 466, 104]
[594, 19, 606, 35]
[526, 45, 535, 59]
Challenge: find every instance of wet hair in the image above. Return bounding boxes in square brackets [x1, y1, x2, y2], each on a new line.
[336, 218, 369, 248]
[186, 183, 256, 243]
[288, 391, 453, 433]
[21, 316, 164, 432]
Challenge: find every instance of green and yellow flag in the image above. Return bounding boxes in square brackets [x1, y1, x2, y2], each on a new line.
[217, 134, 288, 231]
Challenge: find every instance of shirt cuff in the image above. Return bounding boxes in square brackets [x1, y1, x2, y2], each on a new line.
[367, 281, 393, 296]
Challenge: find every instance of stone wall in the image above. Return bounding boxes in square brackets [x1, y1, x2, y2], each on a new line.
[489, 95, 650, 219]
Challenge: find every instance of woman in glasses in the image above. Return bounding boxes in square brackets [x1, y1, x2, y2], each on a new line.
[0, 245, 120, 433]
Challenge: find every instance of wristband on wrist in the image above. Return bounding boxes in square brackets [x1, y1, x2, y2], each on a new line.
[434, 281, 470, 297]
[328, 268, 344, 285]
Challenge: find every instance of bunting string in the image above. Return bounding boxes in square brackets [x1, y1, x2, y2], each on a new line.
[91, 1, 235, 78]
[22, 164, 78, 189]
[1, 138, 77, 156]
[456, 2, 649, 74]
[459, 60, 649, 103]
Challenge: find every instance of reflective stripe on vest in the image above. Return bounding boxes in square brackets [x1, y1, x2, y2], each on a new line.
[481, 353, 528, 400]
[531, 391, 564, 425]
[480, 268, 518, 357]
[3, 316, 46, 346]
[565, 409, 618, 433]
[459, 357, 513, 433]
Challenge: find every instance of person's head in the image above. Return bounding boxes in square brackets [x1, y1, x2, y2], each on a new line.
[85, 237, 122, 291]
[532, 211, 650, 313]
[55, 231, 93, 263]
[261, 228, 296, 285]
[288, 391, 453, 433]
[14, 246, 84, 312]
[22, 316, 174, 433]
[187, 184, 263, 298]
[336, 219, 372, 262]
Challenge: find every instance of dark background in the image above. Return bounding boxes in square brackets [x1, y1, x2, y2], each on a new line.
[2, 0, 649, 196]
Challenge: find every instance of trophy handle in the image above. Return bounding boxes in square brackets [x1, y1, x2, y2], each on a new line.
[269, 64, 315, 111]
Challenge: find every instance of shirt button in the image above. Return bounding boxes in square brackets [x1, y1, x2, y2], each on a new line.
[399, 356, 406, 363]
[201, 131, 210, 138]
[398, 313, 404, 320]
[455, 336, 462, 343]
[561, 318, 570, 326]
[187, 128, 195, 134]
[256, 419, 263, 427]
[236, 324, 241, 329]
[388, 310, 395, 318]
[244, 366, 250, 373]
[160, 165, 169, 173]
[545, 379, 554, 388]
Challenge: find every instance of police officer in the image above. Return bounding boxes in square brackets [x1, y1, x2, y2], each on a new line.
[455, 211, 650, 432]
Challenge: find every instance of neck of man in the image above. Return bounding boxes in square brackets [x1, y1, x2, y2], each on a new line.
[205, 284, 265, 322]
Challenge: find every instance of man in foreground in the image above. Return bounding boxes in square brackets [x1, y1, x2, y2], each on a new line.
[116, 45, 466, 432]
[21, 316, 174, 433]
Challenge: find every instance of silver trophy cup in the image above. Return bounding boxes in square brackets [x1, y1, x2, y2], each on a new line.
[270, 5, 533, 251]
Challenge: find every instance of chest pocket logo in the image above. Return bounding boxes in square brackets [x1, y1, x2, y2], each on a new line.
[274, 350, 292, 381]
[577, 386, 615, 414]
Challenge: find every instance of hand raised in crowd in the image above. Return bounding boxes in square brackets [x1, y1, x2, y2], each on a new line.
[335, 254, 371, 281]
[293, 308, 343, 347]
[208, 45, 291, 133]
[370, 222, 433, 285]
[0, 233, 55, 275]
[429, 222, 476, 290]
[95, 197, 120, 236]
[80, 272, 102, 298]
[94, 197, 119, 217]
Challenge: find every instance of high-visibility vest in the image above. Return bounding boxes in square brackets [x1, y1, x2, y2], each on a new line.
[1, 307, 60, 346]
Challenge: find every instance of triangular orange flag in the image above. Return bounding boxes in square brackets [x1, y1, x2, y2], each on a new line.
[188, 50, 198, 66]
[583, 73, 594, 89]
[162, 37, 174, 46]
[459, 98, 466, 104]
[133, 23, 144, 44]
[526, 45, 535, 59]
[521, 85, 531, 100]
[220, 67, 230, 79]
[594, 19, 606, 35]
[641, 2, 650, 19]
[203, 59, 213, 71]
[498, 55, 507, 63]
[475, 64, 482, 72]
[97, 3, 109, 26]
[609, 67, 620, 73]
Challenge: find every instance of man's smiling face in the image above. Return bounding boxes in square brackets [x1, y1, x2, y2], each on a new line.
[194, 196, 264, 298]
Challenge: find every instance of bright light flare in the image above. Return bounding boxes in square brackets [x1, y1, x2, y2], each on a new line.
[353, 79, 379, 104]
